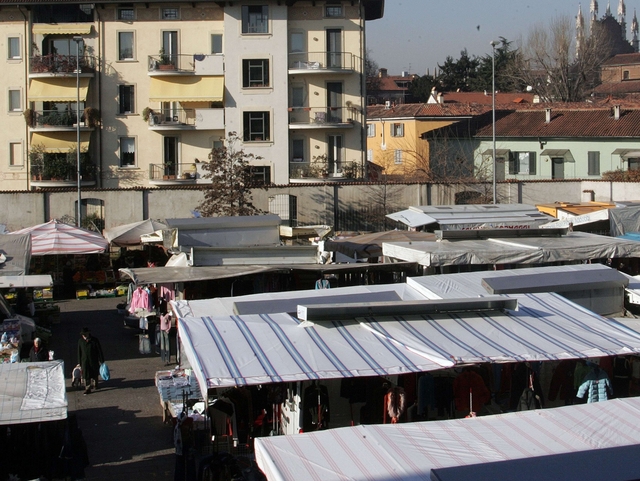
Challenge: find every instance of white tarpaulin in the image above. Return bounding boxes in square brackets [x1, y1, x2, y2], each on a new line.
[254, 397, 640, 481]
[382, 231, 640, 267]
[10, 219, 108, 256]
[0, 233, 31, 276]
[177, 292, 640, 396]
[0, 360, 67, 425]
[103, 219, 168, 247]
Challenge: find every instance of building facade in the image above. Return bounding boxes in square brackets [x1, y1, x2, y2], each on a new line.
[0, 0, 383, 198]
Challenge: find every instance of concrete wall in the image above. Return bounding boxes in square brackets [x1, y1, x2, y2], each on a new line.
[1, 180, 638, 232]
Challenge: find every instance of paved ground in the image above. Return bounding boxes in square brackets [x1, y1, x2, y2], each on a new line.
[49, 297, 176, 480]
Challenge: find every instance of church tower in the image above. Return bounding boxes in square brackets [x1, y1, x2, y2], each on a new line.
[633, 9, 639, 51]
[591, 0, 599, 28]
[577, 4, 585, 58]
[618, 0, 627, 39]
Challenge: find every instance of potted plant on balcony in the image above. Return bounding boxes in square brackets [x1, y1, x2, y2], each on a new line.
[83, 107, 100, 128]
[158, 48, 175, 70]
[142, 107, 155, 124]
[23, 108, 34, 127]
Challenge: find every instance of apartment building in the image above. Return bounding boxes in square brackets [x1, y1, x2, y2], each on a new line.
[0, 0, 383, 196]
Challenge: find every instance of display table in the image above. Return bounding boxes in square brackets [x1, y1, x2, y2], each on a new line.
[0, 320, 21, 363]
[155, 368, 204, 426]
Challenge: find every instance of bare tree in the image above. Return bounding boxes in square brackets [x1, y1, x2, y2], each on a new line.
[508, 15, 612, 102]
[197, 132, 265, 217]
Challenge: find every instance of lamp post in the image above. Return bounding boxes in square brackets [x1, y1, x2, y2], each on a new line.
[73, 36, 82, 227]
[490, 40, 498, 204]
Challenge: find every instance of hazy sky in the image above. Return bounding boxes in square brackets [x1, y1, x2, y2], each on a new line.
[366, 0, 623, 76]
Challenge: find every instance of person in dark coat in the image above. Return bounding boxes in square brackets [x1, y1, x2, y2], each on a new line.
[29, 337, 48, 362]
[77, 327, 104, 394]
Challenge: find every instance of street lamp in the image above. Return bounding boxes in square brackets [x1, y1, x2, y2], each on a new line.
[73, 36, 82, 227]
[490, 40, 498, 204]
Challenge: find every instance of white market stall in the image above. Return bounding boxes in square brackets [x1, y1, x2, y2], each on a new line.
[254, 397, 640, 481]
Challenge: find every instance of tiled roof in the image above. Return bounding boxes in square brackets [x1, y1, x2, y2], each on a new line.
[441, 92, 535, 105]
[592, 80, 640, 94]
[367, 102, 494, 119]
[475, 107, 640, 138]
[374, 75, 418, 92]
[602, 52, 640, 66]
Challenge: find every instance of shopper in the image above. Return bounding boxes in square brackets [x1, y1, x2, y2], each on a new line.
[29, 337, 48, 362]
[77, 327, 104, 395]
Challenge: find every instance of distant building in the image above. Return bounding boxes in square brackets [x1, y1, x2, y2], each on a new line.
[367, 68, 419, 106]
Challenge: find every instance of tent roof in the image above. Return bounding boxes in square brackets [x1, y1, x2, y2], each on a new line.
[0, 360, 67, 425]
[382, 231, 640, 266]
[322, 230, 436, 258]
[0, 233, 31, 276]
[10, 219, 108, 256]
[103, 219, 168, 247]
[177, 292, 640, 393]
[0, 275, 53, 289]
[254, 397, 640, 481]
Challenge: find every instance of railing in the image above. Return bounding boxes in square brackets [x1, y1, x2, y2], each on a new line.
[31, 160, 96, 182]
[288, 106, 358, 125]
[148, 108, 195, 127]
[147, 53, 224, 73]
[32, 109, 81, 127]
[29, 55, 96, 74]
[288, 51, 354, 71]
[290, 160, 362, 179]
[149, 162, 199, 181]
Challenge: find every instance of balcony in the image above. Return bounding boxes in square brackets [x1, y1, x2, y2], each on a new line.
[30, 157, 96, 188]
[147, 108, 224, 131]
[148, 54, 224, 76]
[288, 52, 354, 74]
[289, 160, 363, 183]
[149, 162, 206, 185]
[29, 55, 96, 77]
[288, 107, 359, 129]
[27, 108, 98, 132]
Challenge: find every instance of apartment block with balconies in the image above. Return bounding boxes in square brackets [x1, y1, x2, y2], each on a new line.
[0, 0, 383, 192]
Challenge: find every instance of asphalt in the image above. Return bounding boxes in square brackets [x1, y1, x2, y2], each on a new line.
[49, 296, 176, 480]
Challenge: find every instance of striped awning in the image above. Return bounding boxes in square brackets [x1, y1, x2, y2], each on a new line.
[31, 131, 90, 153]
[178, 292, 640, 396]
[149, 76, 224, 102]
[32, 23, 92, 35]
[10, 219, 108, 256]
[29, 78, 90, 102]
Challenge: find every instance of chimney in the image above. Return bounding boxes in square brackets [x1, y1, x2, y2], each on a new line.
[614, 105, 621, 120]
[545, 108, 552, 123]
[378, 68, 388, 78]
[437, 92, 444, 104]
[401, 71, 409, 78]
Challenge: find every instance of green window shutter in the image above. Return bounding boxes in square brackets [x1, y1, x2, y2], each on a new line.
[529, 152, 536, 175]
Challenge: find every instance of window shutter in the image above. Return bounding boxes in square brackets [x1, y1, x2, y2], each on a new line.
[118, 85, 125, 113]
[588, 151, 600, 175]
[508, 152, 516, 174]
[528, 152, 536, 175]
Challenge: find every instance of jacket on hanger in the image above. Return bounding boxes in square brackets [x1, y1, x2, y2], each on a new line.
[577, 367, 612, 403]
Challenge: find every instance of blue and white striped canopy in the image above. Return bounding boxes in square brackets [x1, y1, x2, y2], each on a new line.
[178, 292, 640, 396]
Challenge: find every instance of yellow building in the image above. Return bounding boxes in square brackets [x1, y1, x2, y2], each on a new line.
[0, 0, 383, 199]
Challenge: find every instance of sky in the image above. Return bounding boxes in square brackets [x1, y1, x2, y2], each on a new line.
[366, 0, 619, 76]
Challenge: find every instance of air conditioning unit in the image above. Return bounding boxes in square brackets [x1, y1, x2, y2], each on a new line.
[384, 100, 391, 109]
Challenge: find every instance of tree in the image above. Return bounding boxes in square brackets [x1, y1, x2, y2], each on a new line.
[408, 74, 437, 102]
[196, 132, 265, 217]
[507, 15, 612, 102]
[469, 37, 523, 92]
[365, 49, 381, 95]
[437, 49, 479, 92]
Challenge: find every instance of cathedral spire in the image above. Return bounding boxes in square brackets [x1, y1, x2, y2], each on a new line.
[619, 0, 627, 40]
[606, 1, 612, 17]
[591, 0, 599, 26]
[633, 8, 639, 52]
[577, 4, 585, 58]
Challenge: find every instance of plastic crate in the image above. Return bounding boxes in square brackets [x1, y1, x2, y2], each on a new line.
[76, 289, 89, 300]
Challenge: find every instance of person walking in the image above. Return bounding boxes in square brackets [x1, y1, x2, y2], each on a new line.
[77, 327, 104, 395]
[159, 311, 172, 365]
[29, 337, 48, 362]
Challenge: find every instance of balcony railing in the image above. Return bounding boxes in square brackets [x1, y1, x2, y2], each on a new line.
[31, 160, 96, 182]
[149, 162, 199, 181]
[147, 53, 224, 74]
[29, 54, 96, 74]
[288, 106, 359, 126]
[148, 108, 195, 127]
[288, 52, 354, 71]
[290, 160, 362, 180]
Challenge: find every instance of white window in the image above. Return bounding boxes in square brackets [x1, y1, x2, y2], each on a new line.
[242, 5, 269, 34]
[211, 34, 223, 54]
[367, 123, 376, 137]
[7, 37, 20, 60]
[118, 32, 134, 60]
[394, 150, 403, 164]
[9, 142, 22, 166]
[508, 151, 536, 175]
[391, 123, 404, 137]
[367, 149, 373, 162]
[120, 137, 136, 167]
[118, 85, 135, 114]
[243, 111, 270, 141]
[290, 32, 304, 53]
[162, 8, 179, 20]
[117, 8, 134, 20]
[8, 89, 20, 112]
[325, 5, 343, 17]
[242, 59, 269, 87]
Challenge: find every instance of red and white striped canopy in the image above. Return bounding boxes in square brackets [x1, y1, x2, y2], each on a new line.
[11, 219, 108, 256]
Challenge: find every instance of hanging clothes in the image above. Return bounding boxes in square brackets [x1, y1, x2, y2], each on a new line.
[548, 359, 577, 403]
[453, 368, 490, 415]
[517, 373, 543, 411]
[577, 365, 612, 403]
[129, 286, 151, 313]
[417, 373, 436, 417]
[383, 386, 406, 424]
[315, 278, 330, 289]
[303, 382, 330, 431]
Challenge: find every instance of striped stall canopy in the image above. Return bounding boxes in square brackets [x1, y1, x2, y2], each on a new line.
[255, 397, 640, 481]
[10, 219, 108, 256]
[178, 292, 640, 396]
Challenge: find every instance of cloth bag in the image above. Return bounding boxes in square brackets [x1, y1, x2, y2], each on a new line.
[99, 362, 110, 381]
[139, 334, 151, 354]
